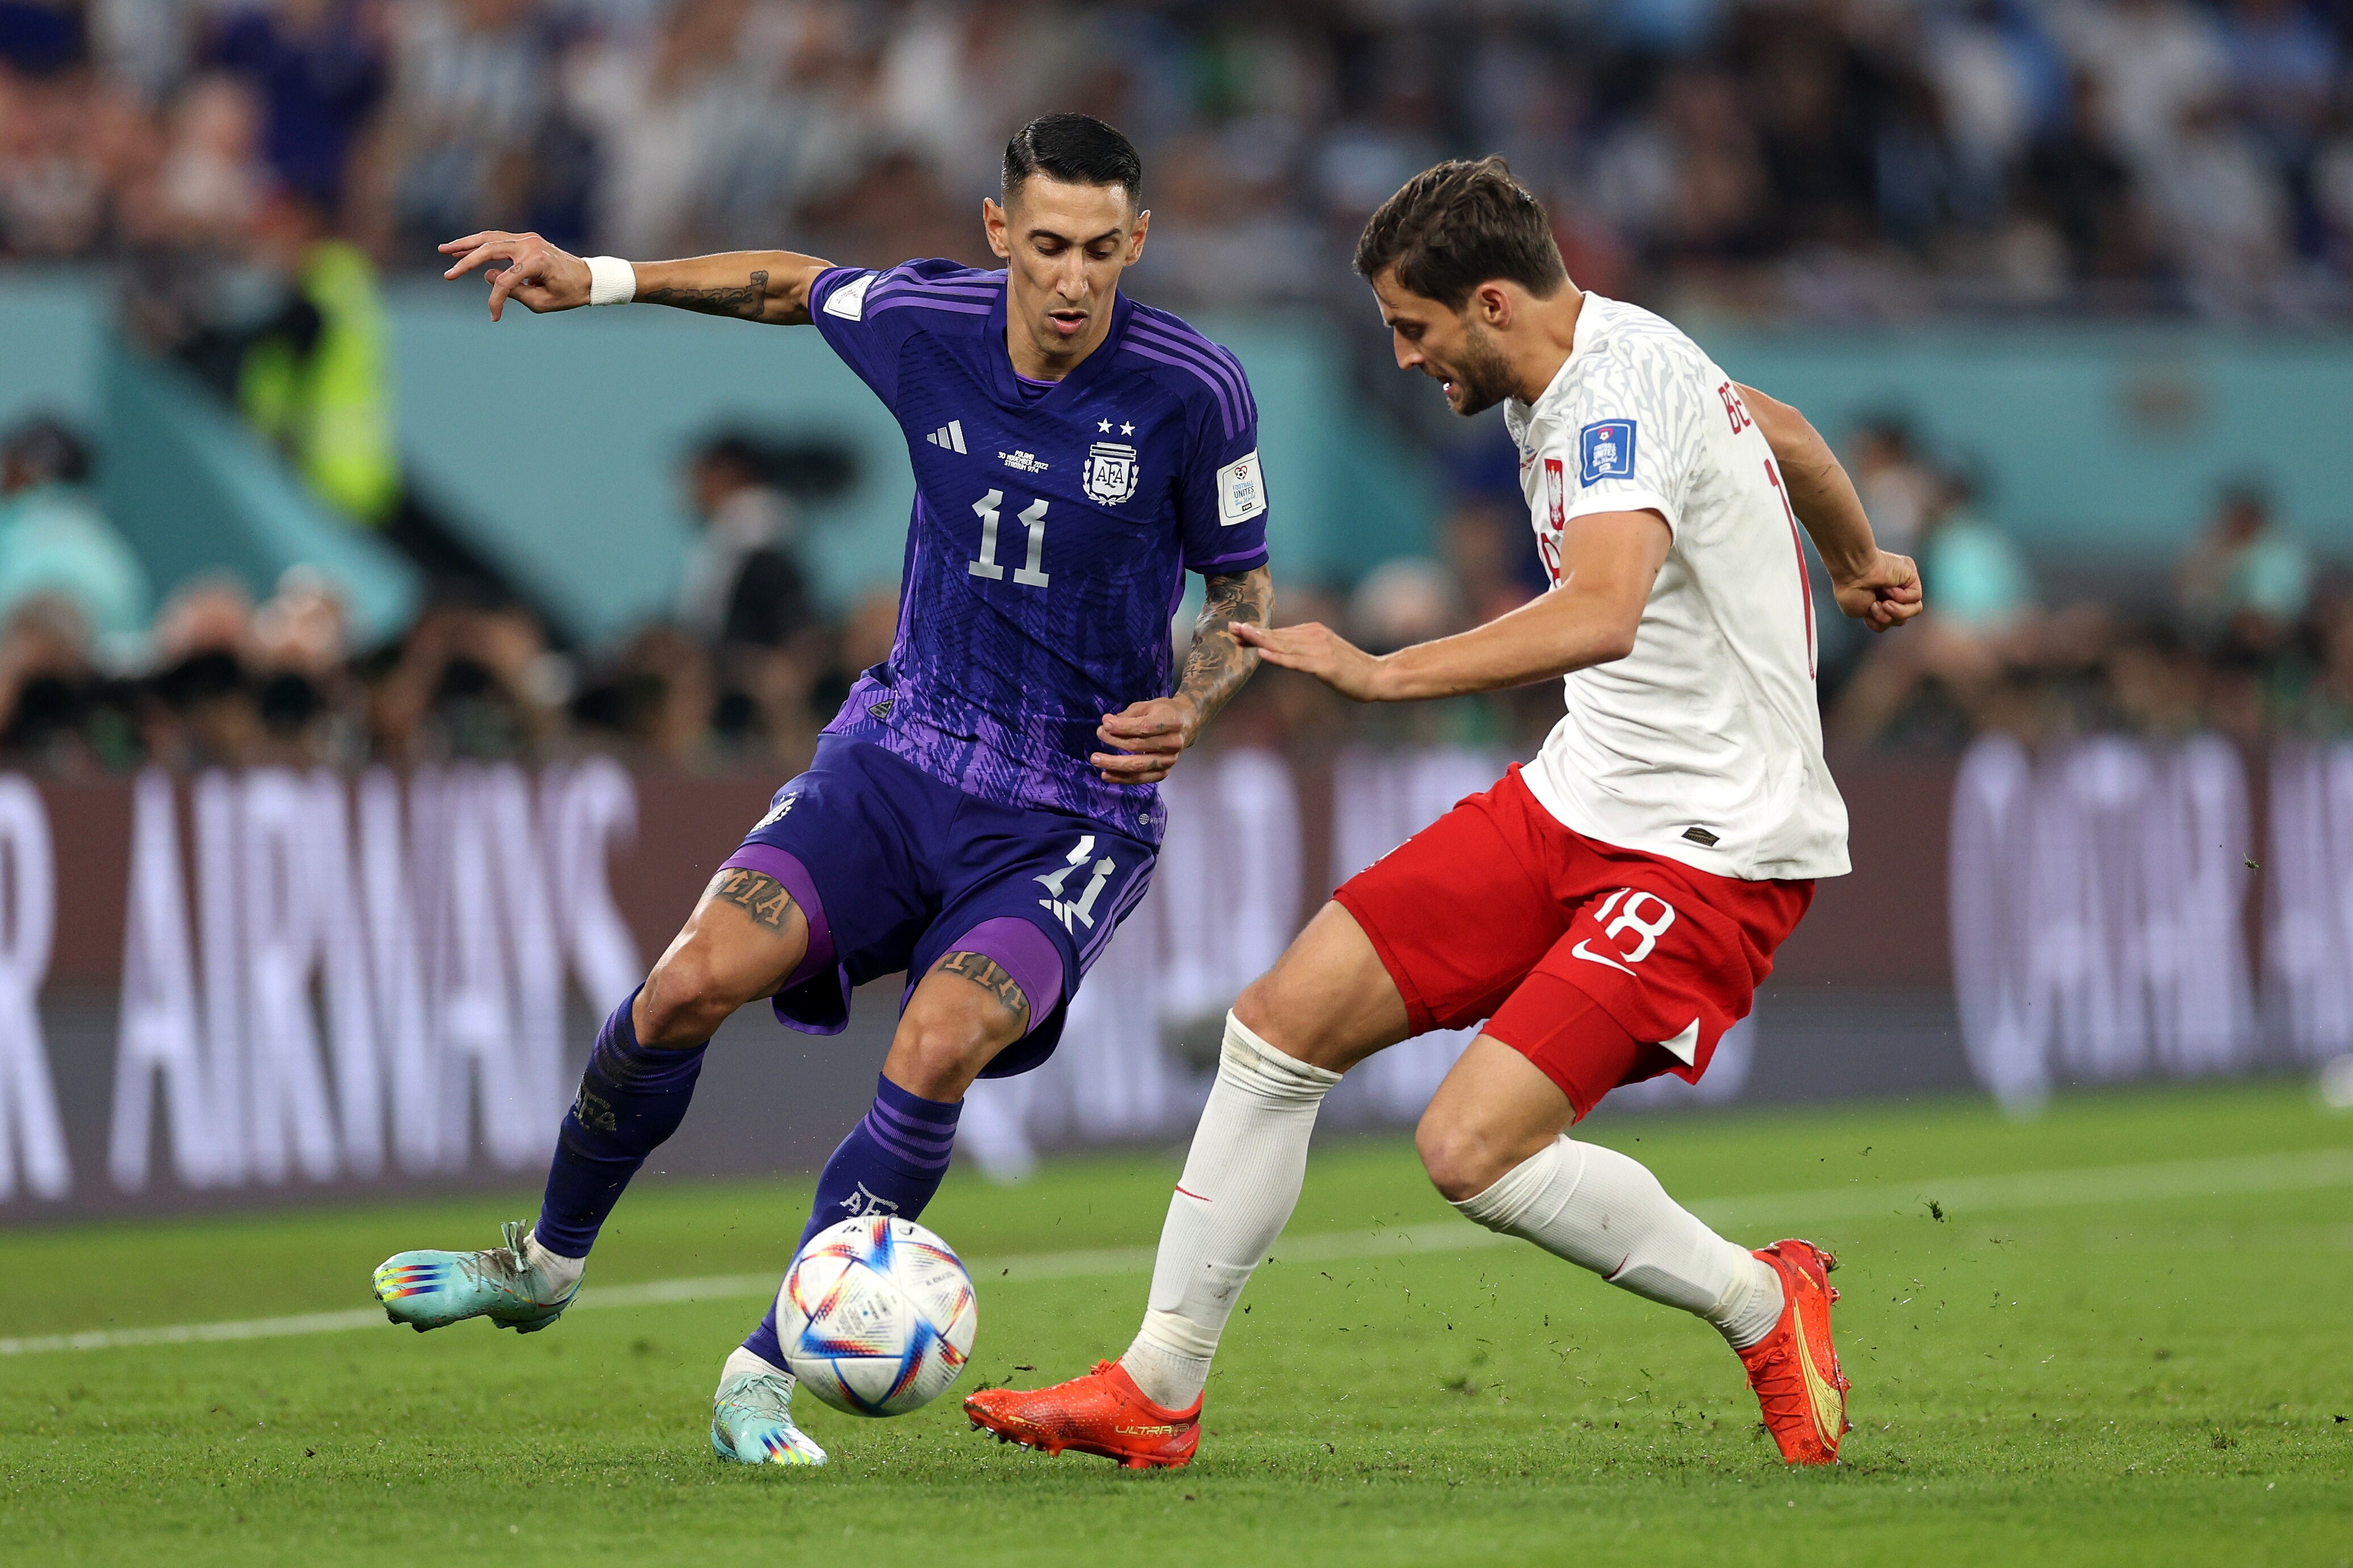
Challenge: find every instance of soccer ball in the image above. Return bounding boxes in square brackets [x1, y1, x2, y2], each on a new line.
[778, 1215, 978, 1416]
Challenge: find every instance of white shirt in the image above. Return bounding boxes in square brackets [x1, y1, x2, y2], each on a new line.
[1505, 293, 1849, 881]
[676, 485, 794, 644]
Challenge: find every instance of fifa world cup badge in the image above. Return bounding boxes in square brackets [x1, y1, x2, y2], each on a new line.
[1084, 442, 1141, 506]
[1578, 419, 1638, 485]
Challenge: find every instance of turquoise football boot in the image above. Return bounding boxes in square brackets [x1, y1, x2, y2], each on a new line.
[373, 1220, 580, 1334]
[711, 1351, 828, 1466]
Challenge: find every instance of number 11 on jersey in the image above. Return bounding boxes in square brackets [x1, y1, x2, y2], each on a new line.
[970, 489, 1050, 587]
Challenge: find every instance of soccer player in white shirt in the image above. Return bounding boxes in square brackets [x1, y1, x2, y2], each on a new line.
[968, 158, 1920, 1469]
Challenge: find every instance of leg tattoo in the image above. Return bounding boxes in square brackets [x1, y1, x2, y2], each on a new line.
[935, 951, 1031, 1034]
[709, 868, 797, 932]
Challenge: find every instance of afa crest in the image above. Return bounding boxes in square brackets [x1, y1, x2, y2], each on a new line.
[1083, 442, 1141, 506]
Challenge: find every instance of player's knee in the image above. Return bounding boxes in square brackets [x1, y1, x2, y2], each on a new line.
[637, 946, 737, 1046]
[886, 1016, 997, 1102]
[1231, 905, 1401, 1074]
[1231, 974, 1291, 1048]
[1232, 969, 1331, 1066]
[1415, 1104, 1514, 1204]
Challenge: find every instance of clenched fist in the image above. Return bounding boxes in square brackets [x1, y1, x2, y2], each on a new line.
[1830, 549, 1923, 633]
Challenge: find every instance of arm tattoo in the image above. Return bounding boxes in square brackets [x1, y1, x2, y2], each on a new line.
[936, 951, 1031, 1032]
[708, 868, 797, 932]
[639, 269, 771, 321]
[1176, 565, 1273, 731]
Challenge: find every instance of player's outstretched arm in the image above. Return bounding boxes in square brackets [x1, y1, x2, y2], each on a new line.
[1735, 382, 1921, 633]
[439, 231, 832, 325]
[1236, 511, 1667, 704]
[1092, 565, 1273, 785]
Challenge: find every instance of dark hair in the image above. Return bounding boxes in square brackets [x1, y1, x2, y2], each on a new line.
[1354, 156, 1567, 309]
[1, 416, 92, 486]
[690, 428, 859, 499]
[2218, 472, 2272, 512]
[693, 432, 765, 478]
[1002, 112, 1142, 207]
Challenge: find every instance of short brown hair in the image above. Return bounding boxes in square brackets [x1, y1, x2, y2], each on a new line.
[1353, 157, 1567, 309]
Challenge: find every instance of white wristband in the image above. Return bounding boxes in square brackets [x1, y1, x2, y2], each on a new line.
[584, 255, 636, 306]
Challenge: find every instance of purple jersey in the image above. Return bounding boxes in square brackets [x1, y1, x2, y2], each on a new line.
[806, 260, 1271, 844]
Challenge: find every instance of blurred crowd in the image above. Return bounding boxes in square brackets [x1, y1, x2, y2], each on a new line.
[2, 393, 2344, 774]
[1320, 428, 2353, 759]
[5, 0, 2351, 774]
[4, 0, 2353, 320]
[0, 411, 898, 772]
[1816, 439, 2353, 756]
[1822, 428, 2353, 752]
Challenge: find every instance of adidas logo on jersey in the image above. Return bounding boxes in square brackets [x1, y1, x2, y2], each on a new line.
[927, 421, 967, 453]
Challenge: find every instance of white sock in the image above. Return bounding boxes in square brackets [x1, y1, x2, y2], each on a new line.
[722, 1343, 791, 1385]
[1452, 1136, 1784, 1351]
[521, 1229, 586, 1296]
[1119, 1012, 1341, 1409]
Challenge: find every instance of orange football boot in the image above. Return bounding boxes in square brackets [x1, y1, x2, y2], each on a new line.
[964, 1360, 1200, 1469]
[1735, 1238, 1851, 1466]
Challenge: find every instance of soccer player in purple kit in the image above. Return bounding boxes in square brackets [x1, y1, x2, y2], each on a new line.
[370, 115, 1276, 1466]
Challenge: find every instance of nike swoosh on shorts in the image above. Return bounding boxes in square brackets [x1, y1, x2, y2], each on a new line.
[1569, 940, 1636, 976]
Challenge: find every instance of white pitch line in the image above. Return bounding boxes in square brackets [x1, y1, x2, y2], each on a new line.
[1691, 1144, 2353, 1232]
[0, 1274, 786, 1358]
[4, 1145, 2347, 1359]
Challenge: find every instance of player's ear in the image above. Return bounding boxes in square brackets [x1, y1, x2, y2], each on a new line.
[1125, 208, 1150, 266]
[1473, 280, 1514, 331]
[982, 196, 1012, 260]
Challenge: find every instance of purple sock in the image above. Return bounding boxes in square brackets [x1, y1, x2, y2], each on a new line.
[532, 990, 708, 1259]
[741, 1074, 961, 1369]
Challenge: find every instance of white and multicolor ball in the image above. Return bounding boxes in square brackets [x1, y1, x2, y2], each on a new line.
[778, 1215, 977, 1417]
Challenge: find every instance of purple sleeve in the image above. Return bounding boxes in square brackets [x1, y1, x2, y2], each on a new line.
[807, 266, 908, 404]
[1177, 390, 1271, 577]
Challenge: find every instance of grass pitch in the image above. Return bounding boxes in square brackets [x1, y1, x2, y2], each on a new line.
[3, 1082, 2350, 1567]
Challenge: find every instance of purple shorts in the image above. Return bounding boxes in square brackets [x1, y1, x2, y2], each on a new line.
[720, 735, 1156, 1078]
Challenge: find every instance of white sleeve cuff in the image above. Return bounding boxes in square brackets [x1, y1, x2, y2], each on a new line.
[584, 255, 636, 306]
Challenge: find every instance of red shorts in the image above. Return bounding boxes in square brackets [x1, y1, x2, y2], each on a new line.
[1333, 764, 1813, 1120]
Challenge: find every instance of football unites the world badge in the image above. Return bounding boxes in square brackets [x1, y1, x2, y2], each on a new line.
[1578, 419, 1638, 485]
[1083, 442, 1141, 506]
